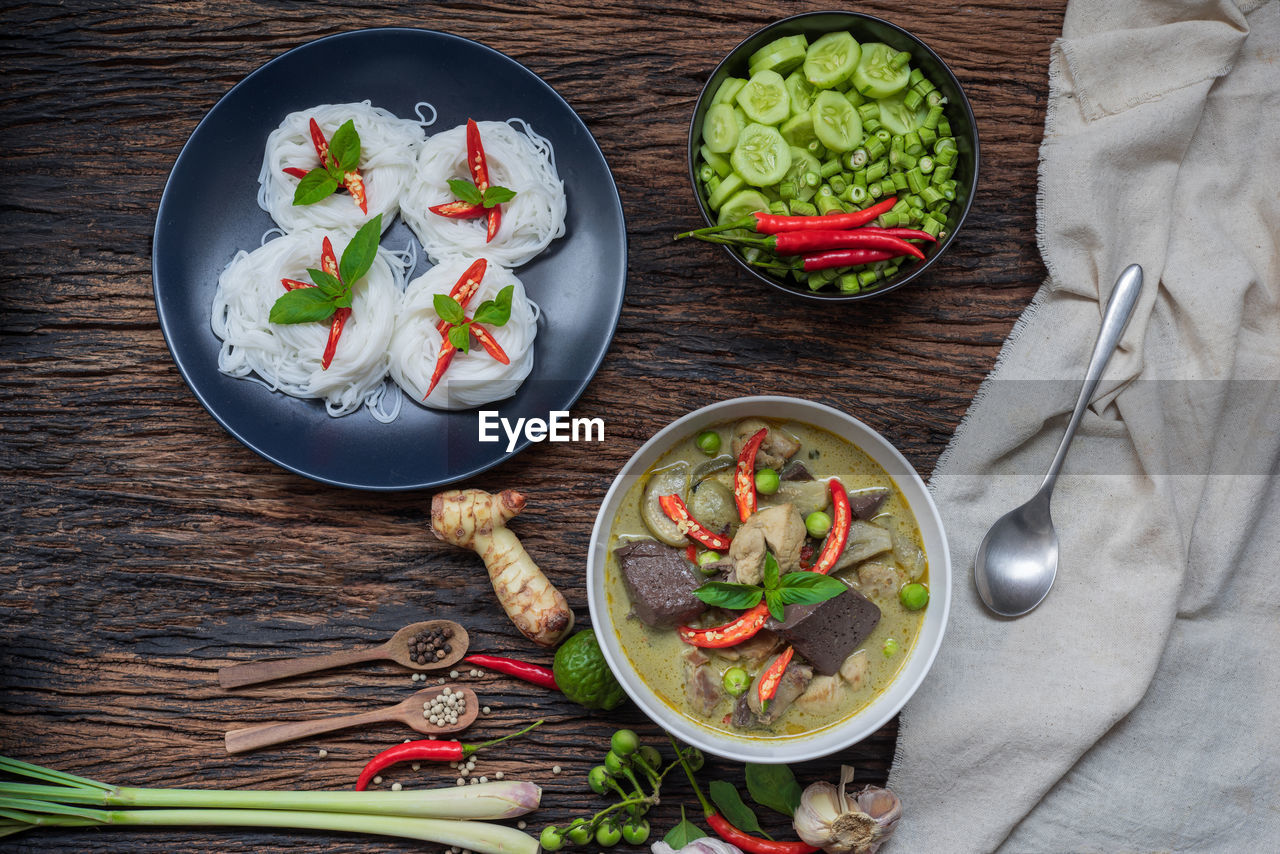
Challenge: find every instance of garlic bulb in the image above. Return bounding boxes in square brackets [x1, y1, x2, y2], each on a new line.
[793, 766, 901, 854]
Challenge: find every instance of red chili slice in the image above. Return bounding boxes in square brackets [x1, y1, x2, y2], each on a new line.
[658, 494, 732, 552]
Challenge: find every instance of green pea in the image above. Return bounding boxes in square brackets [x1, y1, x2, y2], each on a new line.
[696, 430, 722, 456]
[596, 820, 622, 847]
[899, 582, 929, 611]
[541, 826, 564, 851]
[755, 468, 780, 494]
[697, 550, 722, 574]
[805, 511, 832, 538]
[882, 637, 900, 657]
[587, 765, 610, 794]
[610, 729, 639, 757]
[722, 666, 750, 697]
[622, 819, 651, 845]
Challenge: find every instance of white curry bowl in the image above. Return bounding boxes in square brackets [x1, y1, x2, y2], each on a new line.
[586, 395, 951, 763]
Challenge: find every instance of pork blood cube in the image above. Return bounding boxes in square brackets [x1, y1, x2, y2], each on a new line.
[614, 540, 708, 627]
[766, 581, 881, 675]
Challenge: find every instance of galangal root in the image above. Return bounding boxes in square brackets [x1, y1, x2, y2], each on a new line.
[431, 489, 574, 648]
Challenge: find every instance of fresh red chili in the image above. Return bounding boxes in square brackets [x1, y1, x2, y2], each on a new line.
[280, 277, 310, 291]
[707, 813, 818, 854]
[757, 646, 795, 707]
[810, 479, 852, 575]
[424, 337, 458, 400]
[678, 600, 770, 648]
[466, 118, 501, 243]
[464, 654, 558, 690]
[734, 427, 768, 523]
[677, 197, 898, 241]
[772, 230, 925, 260]
[320, 237, 339, 277]
[801, 249, 899, 272]
[354, 720, 543, 790]
[855, 226, 937, 242]
[685, 543, 698, 563]
[343, 170, 368, 214]
[469, 322, 510, 365]
[309, 118, 332, 168]
[428, 199, 488, 219]
[281, 166, 310, 180]
[659, 494, 733, 552]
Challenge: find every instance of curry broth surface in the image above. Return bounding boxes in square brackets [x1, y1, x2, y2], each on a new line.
[605, 419, 928, 737]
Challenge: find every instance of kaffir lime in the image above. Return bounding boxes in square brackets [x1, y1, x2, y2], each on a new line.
[553, 629, 625, 711]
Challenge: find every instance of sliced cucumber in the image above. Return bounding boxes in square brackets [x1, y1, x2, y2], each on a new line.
[700, 144, 733, 178]
[706, 171, 745, 211]
[711, 77, 747, 105]
[783, 146, 822, 202]
[784, 70, 816, 116]
[853, 42, 911, 98]
[810, 90, 863, 153]
[804, 31, 861, 89]
[731, 123, 792, 186]
[875, 91, 927, 135]
[702, 103, 740, 153]
[780, 111, 818, 148]
[747, 34, 809, 76]
[736, 70, 790, 126]
[717, 188, 772, 235]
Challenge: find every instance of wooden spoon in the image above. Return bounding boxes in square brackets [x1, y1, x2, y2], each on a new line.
[224, 686, 479, 754]
[218, 620, 469, 689]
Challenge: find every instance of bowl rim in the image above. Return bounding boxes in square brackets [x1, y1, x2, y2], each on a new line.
[586, 395, 952, 763]
[685, 10, 980, 302]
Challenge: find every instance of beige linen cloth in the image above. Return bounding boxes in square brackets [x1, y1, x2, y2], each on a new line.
[885, 1, 1280, 851]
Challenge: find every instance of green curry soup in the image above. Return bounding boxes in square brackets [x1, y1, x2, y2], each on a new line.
[605, 418, 928, 737]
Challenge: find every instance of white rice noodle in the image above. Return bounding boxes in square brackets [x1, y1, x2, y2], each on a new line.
[211, 228, 406, 420]
[400, 119, 567, 268]
[389, 258, 538, 410]
[257, 101, 424, 234]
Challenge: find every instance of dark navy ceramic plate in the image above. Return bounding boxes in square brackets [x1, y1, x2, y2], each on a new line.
[154, 29, 626, 491]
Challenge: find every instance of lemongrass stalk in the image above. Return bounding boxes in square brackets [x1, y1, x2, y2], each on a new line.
[0, 802, 539, 854]
[0, 780, 540, 820]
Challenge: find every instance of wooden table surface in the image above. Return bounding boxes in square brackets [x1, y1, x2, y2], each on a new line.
[0, 1, 1064, 850]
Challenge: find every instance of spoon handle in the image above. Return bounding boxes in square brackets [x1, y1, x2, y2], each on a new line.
[1042, 264, 1144, 493]
[224, 707, 395, 754]
[218, 645, 386, 689]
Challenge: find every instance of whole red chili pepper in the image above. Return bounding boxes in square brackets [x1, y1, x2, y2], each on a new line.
[677, 197, 897, 240]
[771, 229, 926, 260]
[428, 199, 488, 219]
[801, 249, 899, 272]
[734, 427, 768, 523]
[672, 737, 818, 854]
[856, 226, 937, 242]
[707, 813, 818, 854]
[354, 720, 543, 790]
[466, 118, 501, 243]
[659, 494, 733, 552]
[463, 654, 558, 690]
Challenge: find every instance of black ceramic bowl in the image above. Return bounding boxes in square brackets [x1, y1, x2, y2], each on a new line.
[687, 11, 979, 302]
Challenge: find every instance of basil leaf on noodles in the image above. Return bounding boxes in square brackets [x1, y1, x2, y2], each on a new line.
[433, 294, 465, 325]
[307, 269, 343, 298]
[447, 178, 483, 206]
[269, 287, 337, 325]
[339, 215, 382, 287]
[328, 120, 360, 172]
[448, 324, 471, 353]
[293, 168, 339, 206]
[481, 185, 517, 206]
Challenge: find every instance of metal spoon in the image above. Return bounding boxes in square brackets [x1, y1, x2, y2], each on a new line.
[218, 620, 469, 689]
[974, 264, 1144, 617]
[224, 686, 479, 754]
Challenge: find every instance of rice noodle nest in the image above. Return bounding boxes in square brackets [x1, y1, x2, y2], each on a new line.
[400, 119, 567, 268]
[211, 228, 407, 421]
[257, 101, 423, 234]
[388, 258, 539, 410]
